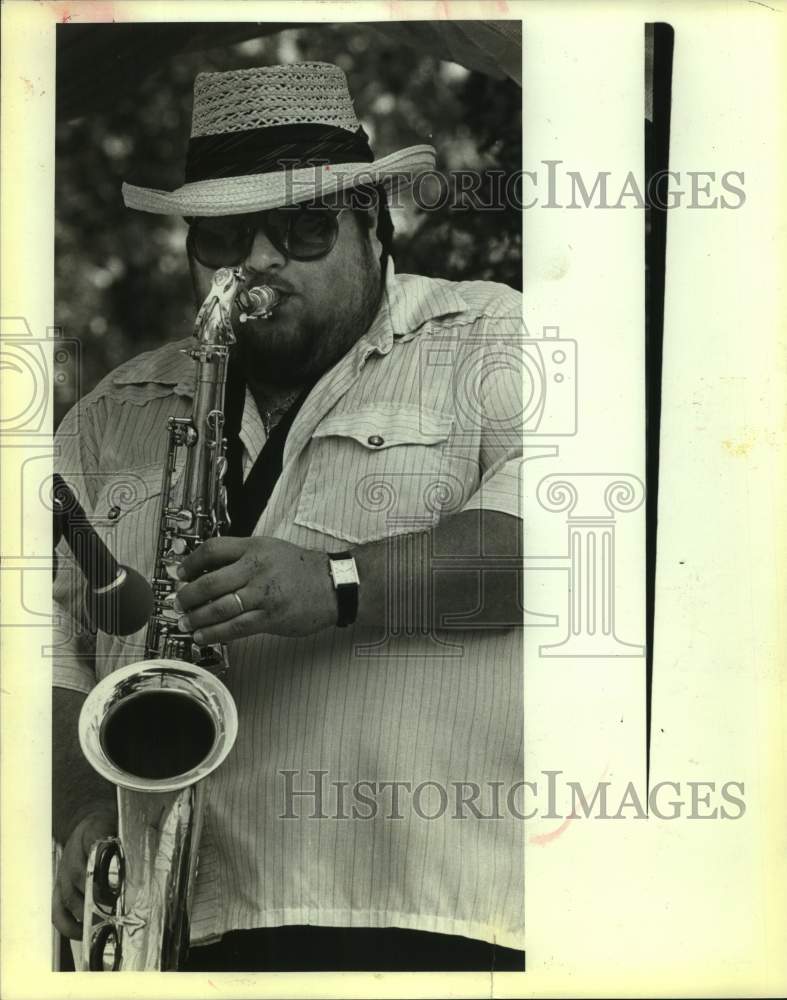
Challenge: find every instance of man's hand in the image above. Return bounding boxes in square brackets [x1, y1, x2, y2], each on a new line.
[52, 806, 117, 940]
[174, 537, 337, 643]
[174, 512, 522, 641]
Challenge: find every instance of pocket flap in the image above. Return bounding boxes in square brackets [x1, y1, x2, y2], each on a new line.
[92, 461, 182, 524]
[313, 404, 453, 450]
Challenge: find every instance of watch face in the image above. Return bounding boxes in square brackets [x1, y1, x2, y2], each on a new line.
[331, 558, 359, 587]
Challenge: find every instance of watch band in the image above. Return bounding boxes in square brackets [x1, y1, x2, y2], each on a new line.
[327, 551, 360, 628]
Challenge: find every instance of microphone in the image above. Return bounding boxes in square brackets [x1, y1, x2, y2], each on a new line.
[52, 473, 154, 636]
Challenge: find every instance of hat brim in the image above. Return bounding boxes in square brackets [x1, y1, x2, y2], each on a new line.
[122, 145, 436, 216]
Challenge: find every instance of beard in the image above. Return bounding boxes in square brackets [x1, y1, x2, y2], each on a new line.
[234, 250, 383, 388]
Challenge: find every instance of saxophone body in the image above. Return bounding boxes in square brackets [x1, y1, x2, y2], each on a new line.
[77, 268, 278, 971]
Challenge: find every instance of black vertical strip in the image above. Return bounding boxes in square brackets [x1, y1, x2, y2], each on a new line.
[645, 23, 674, 791]
[224, 353, 247, 533]
[226, 381, 315, 538]
[223, 354, 317, 539]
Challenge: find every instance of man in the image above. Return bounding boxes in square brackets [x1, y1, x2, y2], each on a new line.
[52, 62, 525, 972]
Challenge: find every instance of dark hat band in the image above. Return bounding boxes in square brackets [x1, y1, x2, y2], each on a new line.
[184, 123, 374, 183]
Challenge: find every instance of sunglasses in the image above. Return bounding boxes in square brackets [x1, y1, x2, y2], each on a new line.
[186, 205, 346, 269]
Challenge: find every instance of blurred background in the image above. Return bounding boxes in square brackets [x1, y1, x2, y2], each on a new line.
[55, 21, 522, 427]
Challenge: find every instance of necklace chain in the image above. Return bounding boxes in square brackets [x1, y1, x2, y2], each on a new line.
[261, 388, 301, 436]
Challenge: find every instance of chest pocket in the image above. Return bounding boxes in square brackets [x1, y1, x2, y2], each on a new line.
[90, 462, 183, 585]
[294, 404, 461, 544]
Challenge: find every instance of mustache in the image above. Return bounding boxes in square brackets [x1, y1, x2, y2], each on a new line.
[240, 271, 295, 295]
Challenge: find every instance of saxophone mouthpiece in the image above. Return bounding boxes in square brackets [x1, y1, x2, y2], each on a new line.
[238, 285, 280, 323]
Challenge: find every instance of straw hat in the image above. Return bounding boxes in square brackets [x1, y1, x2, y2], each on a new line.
[122, 62, 436, 217]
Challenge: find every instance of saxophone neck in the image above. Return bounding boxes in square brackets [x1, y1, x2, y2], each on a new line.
[193, 267, 243, 348]
[193, 267, 282, 344]
[144, 267, 244, 668]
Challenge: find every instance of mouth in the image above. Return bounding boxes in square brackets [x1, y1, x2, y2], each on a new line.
[236, 286, 292, 323]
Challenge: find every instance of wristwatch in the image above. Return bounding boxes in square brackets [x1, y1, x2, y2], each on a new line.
[327, 551, 360, 628]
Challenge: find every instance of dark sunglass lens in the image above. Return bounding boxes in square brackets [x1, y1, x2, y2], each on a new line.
[258, 212, 291, 256]
[287, 210, 339, 260]
[190, 220, 249, 267]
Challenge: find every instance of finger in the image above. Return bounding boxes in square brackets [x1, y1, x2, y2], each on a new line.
[178, 537, 248, 582]
[53, 881, 85, 940]
[175, 560, 250, 614]
[193, 610, 269, 646]
[180, 589, 252, 631]
[52, 893, 83, 940]
[62, 854, 88, 897]
[61, 873, 85, 914]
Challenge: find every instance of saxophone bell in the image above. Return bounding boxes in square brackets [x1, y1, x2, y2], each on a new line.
[79, 660, 238, 972]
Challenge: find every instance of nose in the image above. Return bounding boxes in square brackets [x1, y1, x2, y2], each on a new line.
[243, 226, 286, 272]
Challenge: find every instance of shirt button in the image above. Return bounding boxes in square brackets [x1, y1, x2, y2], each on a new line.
[107, 506, 121, 520]
[367, 434, 384, 447]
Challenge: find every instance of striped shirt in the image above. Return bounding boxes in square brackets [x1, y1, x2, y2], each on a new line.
[53, 262, 525, 949]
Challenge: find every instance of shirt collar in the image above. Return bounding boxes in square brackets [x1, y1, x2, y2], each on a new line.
[112, 260, 469, 395]
[351, 258, 468, 371]
[238, 387, 266, 468]
[112, 339, 195, 395]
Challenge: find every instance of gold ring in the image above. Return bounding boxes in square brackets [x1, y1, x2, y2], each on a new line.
[231, 592, 245, 615]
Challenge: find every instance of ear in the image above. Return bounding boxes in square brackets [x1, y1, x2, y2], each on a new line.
[365, 202, 383, 263]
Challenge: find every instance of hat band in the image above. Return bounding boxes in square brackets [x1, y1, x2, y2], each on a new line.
[184, 123, 374, 183]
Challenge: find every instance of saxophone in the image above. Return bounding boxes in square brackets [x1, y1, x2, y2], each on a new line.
[77, 269, 279, 971]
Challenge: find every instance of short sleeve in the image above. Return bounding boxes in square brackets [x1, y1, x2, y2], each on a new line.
[460, 315, 524, 520]
[52, 400, 100, 692]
